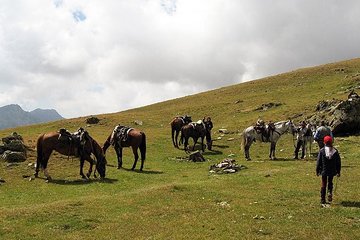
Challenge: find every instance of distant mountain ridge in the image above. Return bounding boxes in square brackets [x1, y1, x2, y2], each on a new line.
[0, 104, 64, 130]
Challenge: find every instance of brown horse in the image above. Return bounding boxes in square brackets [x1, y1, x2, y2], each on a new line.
[35, 130, 106, 181]
[170, 115, 192, 148]
[180, 118, 213, 152]
[103, 126, 146, 171]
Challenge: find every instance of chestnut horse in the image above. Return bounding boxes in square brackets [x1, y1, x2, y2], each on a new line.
[170, 115, 192, 148]
[103, 126, 146, 171]
[180, 118, 213, 152]
[35, 130, 106, 181]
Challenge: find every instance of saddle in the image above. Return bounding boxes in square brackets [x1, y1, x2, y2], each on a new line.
[58, 128, 87, 157]
[111, 125, 133, 146]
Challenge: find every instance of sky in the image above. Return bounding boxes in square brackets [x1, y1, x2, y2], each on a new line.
[0, 0, 359, 118]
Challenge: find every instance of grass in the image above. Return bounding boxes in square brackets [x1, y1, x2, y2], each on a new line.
[1, 58, 360, 239]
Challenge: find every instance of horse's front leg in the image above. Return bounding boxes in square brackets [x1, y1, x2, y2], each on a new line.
[200, 137, 205, 152]
[116, 146, 123, 169]
[192, 137, 198, 151]
[269, 142, 276, 160]
[79, 157, 87, 178]
[86, 157, 94, 178]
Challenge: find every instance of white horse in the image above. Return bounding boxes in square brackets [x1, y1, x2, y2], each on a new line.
[242, 120, 296, 160]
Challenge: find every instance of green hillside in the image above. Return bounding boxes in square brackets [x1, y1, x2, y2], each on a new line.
[1, 58, 360, 239]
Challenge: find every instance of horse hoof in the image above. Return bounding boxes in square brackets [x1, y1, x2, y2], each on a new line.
[34, 173, 39, 178]
[46, 176, 52, 182]
[117, 166, 121, 169]
[131, 168, 135, 171]
[86, 173, 91, 178]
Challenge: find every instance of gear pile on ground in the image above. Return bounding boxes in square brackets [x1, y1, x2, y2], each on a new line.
[0, 132, 27, 162]
[209, 158, 246, 174]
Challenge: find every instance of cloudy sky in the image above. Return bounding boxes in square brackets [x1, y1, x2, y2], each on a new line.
[0, 0, 359, 118]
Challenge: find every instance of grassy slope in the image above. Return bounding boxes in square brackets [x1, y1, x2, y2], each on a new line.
[1, 59, 360, 240]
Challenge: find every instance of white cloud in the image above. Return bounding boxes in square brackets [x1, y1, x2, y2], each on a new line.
[0, 0, 360, 118]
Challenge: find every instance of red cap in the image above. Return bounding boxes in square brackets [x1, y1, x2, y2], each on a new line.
[324, 135, 332, 145]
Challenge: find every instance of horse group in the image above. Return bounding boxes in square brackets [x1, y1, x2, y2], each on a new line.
[34, 116, 315, 181]
[170, 116, 213, 152]
[35, 126, 146, 181]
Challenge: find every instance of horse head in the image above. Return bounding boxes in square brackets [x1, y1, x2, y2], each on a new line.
[184, 115, 192, 124]
[286, 120, 297, 135]
[83, 131, 107, 179]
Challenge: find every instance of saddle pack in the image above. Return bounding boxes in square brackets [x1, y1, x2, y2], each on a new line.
[58, 128, 87, 157]
[110, 125, 133, 146]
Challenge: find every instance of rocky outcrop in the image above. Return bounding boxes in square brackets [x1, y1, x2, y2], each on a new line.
[308, 94, 360, 136]
[1, 132, 27, 162]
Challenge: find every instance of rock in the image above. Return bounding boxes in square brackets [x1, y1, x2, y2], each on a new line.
[2, 150, 26, 162]
[4, 140, 26, 152]
[85, 116, 100, 124]
[6, 162, 20, 167]
[308, 96, 360, 136]
[209, 158, 246, 174]
[227, 138, 235, 141]
[255, 102, 282, 111]
[134, 120, 143, 125]
[219, 129, 229, 134]
[189, 151, 206, 162]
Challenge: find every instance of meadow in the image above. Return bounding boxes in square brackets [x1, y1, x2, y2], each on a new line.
[1, 59, 360, 239]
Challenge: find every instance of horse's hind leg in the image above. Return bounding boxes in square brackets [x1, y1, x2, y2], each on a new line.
[270, 142, 276, 160]
[116, 147, 123, 169]
[244, 137, 252, 160]
[175, 130, 180, 148]
[131, 146, 139, 171]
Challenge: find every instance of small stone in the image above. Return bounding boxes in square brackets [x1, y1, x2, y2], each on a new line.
[253, 215, 259, 219]
[227, 138, 235, 141]
[260, 216, 265, 220]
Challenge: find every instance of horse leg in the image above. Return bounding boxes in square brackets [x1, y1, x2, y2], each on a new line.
[184, 137, 189, 152]
[40, 151, 52, 180]
[244, 137, 252, 160]
[116, 147, 123, 169]
[175, 130, 180, 148]
[192, 137, 198, 151]
[270, 142, 276, 160]
[85, 157, 94, 178]
[79, 157, 87, 178]
[131, 146, 139, 171]
[201, 137, 205, 152]
[171, 128, 176, 148]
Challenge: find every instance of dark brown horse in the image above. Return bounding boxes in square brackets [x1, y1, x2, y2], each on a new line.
[35, 130, 106, 181]
[170, 115, 192, 148]
[103, 126, 146, 171]
[180, 117, 213, 152]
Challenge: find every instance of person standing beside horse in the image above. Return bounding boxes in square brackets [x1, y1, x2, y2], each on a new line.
[316, 136, 341, 204]
[314, 121, 333, 149]
[203, 116, 213, 150]
[293, 121, 307, 159]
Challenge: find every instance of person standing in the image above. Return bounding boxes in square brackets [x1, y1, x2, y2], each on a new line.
[314, 121, 333, 149]
[294, 121, 307, 159]
[316, 136, 341, 204]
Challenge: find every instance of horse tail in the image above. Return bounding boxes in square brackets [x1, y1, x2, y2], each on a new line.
[241, 130, 246, 151]
[36, 134, 44, 169]
[140, 132, 146, 161]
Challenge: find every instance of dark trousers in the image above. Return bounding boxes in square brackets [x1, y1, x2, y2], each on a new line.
[320, 175, 334, 203]
[294, 140, 305, 158]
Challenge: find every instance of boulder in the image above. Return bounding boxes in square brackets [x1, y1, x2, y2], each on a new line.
[4, 140, 26, 152]
[85, 116, 100, 124]
[1, 150, 26, 162]
[308, 95, 360, 136]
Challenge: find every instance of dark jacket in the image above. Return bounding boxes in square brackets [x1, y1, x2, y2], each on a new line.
[316, 147, 341, 176]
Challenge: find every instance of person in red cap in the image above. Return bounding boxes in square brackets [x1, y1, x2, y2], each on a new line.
[316, 135, 341, 204]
